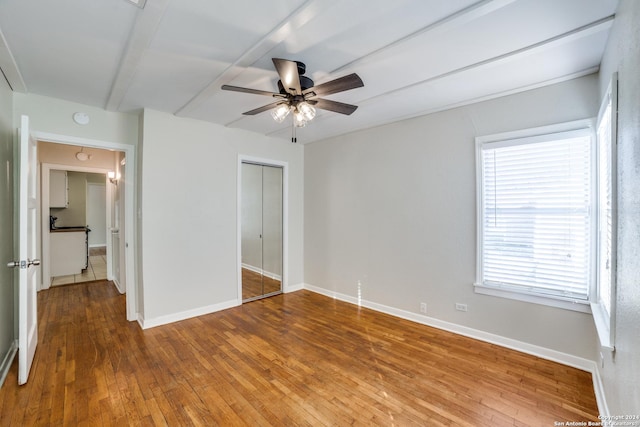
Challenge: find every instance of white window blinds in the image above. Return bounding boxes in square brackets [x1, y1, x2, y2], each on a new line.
[479, 131, 592, 301]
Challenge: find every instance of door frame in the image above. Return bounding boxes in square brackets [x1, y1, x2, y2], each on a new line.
[33, 131, 138, 322]
[237, 155, 289, 304]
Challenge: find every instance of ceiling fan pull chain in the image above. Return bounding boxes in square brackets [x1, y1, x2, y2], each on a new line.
[291, 119, 297, 143]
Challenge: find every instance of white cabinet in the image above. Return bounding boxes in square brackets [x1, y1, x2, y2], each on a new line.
[50, 231, 86, 276]
[50, 170, 68, 208]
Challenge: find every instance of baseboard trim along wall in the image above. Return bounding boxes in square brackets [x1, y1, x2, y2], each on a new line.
[0, 340, 18, 388]
[136, 281, 308, 329]
[112, 278, 124, 294]
[241, 263, 282, 281]
[285, 283, 304, 293]
[139, 299, 240, 329]
[591, 363, 610, 417]
[301, 283, 609, 416]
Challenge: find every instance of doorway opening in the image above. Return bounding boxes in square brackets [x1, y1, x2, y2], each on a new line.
[41, 150, 120, 291]
[33, 131, 137, 321]
[48, 169, 108, 286]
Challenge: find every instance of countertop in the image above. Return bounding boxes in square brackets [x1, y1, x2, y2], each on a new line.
[50, 226, 89, 233]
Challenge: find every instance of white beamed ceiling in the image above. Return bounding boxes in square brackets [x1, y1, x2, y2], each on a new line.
[0, 0, 618, 143]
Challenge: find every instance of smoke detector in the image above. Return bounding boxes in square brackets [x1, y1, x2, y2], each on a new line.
[72, 112, 90, 125]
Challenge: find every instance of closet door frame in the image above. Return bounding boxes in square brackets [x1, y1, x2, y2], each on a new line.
[237, 155, 288, 304]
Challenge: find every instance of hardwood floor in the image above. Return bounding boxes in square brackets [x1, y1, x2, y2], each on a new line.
[242, 268, 281, 300]
[0, 282, 598, 426]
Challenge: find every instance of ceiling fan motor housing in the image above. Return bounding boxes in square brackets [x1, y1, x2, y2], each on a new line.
[277, 75, 314, 94]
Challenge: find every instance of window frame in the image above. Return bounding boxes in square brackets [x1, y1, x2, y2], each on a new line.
[591, 73, 618, 351]
[474, 119, 597, 314]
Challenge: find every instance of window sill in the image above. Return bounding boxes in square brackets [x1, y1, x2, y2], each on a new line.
[590, 302, 615, 350]
[474, 283, 592, 314]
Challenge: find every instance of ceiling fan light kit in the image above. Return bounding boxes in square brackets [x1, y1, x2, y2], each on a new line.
[271, 104, 291, 123]
[222, 58, 363, 141]
[297, 102, 316, 121]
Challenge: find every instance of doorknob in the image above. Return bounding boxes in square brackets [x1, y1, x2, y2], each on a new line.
[7, 259, 41, 268]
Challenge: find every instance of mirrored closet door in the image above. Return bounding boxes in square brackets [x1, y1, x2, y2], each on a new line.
[241, 162, 283, 302]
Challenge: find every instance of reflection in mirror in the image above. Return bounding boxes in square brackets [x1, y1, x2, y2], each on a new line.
[241, 162, 283, 302]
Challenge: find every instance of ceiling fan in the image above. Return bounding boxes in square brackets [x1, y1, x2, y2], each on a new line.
[221, 58, 364, 132]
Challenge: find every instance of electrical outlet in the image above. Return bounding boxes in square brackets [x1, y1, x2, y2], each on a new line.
[420, 302, 427, 314]
[455, 303, 468, 312]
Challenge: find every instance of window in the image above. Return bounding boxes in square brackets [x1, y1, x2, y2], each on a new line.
[476, 124, 594, 311]
[592, 73, 618, 350]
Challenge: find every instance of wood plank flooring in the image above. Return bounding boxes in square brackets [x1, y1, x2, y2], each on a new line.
[0, 281, 599, 426]
[242, 268, 281, 301]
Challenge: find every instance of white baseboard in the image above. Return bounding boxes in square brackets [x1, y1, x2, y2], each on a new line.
[139, 299, 240, 329]
[136, 313, 145, 330]
[112, 277, 124, 294]
[302, 283, 607, 416]
[284, 282, 304, 293]
[241, 263, 262, 275]
[89, 244, 106, 249]
[591, 363, 609, 417]
[0, 340, 18, 388]
[241, 263, 282, 281]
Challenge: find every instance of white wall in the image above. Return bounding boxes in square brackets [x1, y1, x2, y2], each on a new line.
[13, 93, 138, 144]
[595, 0, 640, 414]
[139, 109, 303, 324]
[305, 74, 599, 361]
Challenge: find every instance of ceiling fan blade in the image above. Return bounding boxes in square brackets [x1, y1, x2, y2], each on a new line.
[272, 58, 302, 95]
[242, 101, 286, 116]
[309, 98, 358, 115]
[303, 73, 364, 97]
[221, 84, 282, 97]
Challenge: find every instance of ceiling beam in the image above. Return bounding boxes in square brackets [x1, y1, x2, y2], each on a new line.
[266, 65, 599, 144]
[0, 25, 27, 92]
[259, 15, 614, 142]
[175, 0, 337, 117]
[218, 0, 515, 127]
[105, 0, 171, 111]
[222, 0, 518, 132]
[355, 15, 615, 107]
[330, 0, 518, 75]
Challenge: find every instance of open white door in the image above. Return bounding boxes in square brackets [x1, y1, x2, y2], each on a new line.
[10, 115, 39, 385]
